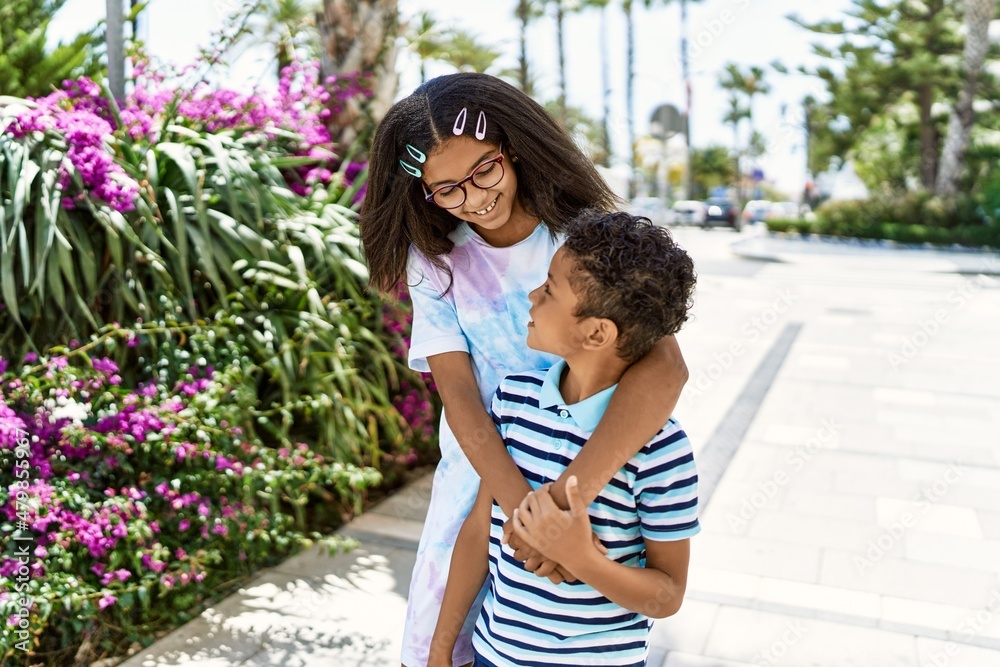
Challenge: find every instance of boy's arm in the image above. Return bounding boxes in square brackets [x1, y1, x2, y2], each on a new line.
[512, 477, 690, 618]
[428, 352, 533, 517]
[428, 486, 493, 665]
[551, 335, 687, 508]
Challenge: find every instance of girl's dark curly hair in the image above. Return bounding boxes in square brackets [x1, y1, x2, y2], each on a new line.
[562, 210, 696, 364]
[360, 73, 621, 294]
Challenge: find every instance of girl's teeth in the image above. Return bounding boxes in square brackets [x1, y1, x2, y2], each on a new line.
[476, 197, 498, 215]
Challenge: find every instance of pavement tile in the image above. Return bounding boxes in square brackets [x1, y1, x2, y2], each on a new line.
[875, 498, 983, 539]
[745, 508, 881, 552]
[692, 532, 822, 584]
[702, 606, 917, 667]
[880, 596, 976, 640]
[370, 472, 434, 522]
[648, 599, 720, 656]
[662, 651, 758, 667]
[903, 531, 1000, 573]
[833, 470, 924, 501]
[915, 638, 1000, 667]
[779, 486, 876, 523]
[340, 512, 425, 545]
[976, 510, 1000, 540]
[819, 550, 998, 609]
[754, 577, 881, 626]
[686, 566, 760, 605]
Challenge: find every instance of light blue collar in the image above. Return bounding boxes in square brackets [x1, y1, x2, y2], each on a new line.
[539, 360, 619, 433]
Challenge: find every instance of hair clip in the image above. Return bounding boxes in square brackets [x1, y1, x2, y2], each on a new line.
[453, 107, 468, 135]
[399, 160, 422, 178]
[406, 144, 426, 164]
[475, 111, 487, 140]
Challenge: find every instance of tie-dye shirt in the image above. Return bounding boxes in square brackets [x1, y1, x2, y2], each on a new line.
[400, 220, 561, 667]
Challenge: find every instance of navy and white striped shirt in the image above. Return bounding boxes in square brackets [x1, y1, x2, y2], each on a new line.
[474, 361, 700, 667]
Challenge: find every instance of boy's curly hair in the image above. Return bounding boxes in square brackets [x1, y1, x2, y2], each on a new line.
[562, 210, 696, 364]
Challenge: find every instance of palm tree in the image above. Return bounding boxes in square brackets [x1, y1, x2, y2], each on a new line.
[721, 63, 770, 137]
[646, 0, 701, 199]
[722, 92, 749, 195]
[317, 0, 400, 154]
[260, 0, 319, 80]
[936, 0, 997, 196]
[513, 0, 542, 95]
[403, 11, 452, 84]
[439, 29, 502, 74]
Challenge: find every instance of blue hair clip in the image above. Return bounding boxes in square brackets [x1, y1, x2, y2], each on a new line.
[399, 160, 422, 178]
[406, 144, 426, 164]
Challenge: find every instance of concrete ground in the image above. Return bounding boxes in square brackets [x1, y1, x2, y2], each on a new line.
[120, 226, 1000, 667]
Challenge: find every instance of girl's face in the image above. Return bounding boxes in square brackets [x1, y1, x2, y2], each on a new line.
[421, 136, 535, 246]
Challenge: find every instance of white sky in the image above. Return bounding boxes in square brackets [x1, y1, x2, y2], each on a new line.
[50, 0, 854, 196]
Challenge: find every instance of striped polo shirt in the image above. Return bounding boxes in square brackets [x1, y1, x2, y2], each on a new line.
[474, 361, 700, 667]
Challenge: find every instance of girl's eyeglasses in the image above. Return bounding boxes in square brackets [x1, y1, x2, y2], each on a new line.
[423, 146, 505, 210]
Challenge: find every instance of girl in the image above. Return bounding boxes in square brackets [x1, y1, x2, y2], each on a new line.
[360, 73, 688, 667]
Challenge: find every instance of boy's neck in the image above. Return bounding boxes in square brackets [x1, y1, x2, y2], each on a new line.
[559, 350, 630, 405]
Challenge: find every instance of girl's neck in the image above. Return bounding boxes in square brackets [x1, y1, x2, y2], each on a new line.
[469, 200, 540, 247]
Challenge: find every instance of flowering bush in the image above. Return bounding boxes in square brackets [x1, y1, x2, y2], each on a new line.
[0, 54, 418, 464]
[0, 333, 380, 664]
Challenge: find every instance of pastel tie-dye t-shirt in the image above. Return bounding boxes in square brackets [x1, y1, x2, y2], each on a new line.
[400, 220, 562, 666]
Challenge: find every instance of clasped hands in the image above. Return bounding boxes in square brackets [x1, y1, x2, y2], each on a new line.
[502, 476, 607, 584]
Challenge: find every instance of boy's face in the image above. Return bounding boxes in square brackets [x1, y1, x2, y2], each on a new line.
[527, 247, 587, 357]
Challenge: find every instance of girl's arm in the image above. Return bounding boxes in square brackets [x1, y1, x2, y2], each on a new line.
[427, 351, 532, 519]
[428, 487, 492, 666]
[552, 335, 687, 508]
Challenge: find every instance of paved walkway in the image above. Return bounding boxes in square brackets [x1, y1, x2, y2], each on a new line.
[121, 228, 1000, 667]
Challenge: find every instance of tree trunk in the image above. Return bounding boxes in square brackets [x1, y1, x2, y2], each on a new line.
[517, 0, 531, 95]
[317, 0, 400, 156]
[106, 0, 125, 99]
[917, 83, 939, 190]
[556, 1, 567, 125]
[680, 0, 691, 199]
[936, 0, 996, 197]
[625, 0, 635, 199]
[599, 2, 611, 167]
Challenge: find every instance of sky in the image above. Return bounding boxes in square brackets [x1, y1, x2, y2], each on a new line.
[50, 0, 855, 196]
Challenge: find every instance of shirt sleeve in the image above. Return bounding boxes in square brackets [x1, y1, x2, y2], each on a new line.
[634, 420, 701, 542]
[405, 248, 469, 373]
[489, 385, 504, 434]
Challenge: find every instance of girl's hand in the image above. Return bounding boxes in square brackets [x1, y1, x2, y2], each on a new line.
[511, 477, 600, 572]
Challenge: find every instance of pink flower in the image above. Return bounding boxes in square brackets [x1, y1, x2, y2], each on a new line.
[98, 593, 117, 610]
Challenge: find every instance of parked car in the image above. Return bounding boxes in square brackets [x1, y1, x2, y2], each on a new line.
[767, 201, 803, 221]
[629, 197, 672, 226]
[704, 197, 741, 231]
[742, 199, 772, 224]
[671, 200, 707, 226]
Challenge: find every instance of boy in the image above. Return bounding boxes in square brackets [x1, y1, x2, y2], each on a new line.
[428, 210, 700, 667]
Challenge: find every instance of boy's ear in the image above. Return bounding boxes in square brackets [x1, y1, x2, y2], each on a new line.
[581, 317, 619, 352]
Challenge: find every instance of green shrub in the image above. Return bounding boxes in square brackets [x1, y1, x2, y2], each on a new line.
[0, 330, 381, 664]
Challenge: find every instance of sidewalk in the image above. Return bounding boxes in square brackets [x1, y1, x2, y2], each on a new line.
[121, 231, 1000, 667]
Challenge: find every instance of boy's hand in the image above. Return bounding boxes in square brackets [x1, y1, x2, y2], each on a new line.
[511, 476, 600, 571]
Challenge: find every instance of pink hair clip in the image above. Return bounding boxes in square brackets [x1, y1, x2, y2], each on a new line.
[453, 107, 467, 135]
